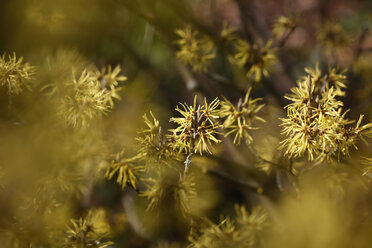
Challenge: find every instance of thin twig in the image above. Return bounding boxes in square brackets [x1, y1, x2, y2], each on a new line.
[175, 61, 198, 92]
[234, 0, 254, 43]
[278, 25, 297, 47]
[184, 153, 194, 172]
[354, 28, 370, 61]
[206, 168, 262, 193]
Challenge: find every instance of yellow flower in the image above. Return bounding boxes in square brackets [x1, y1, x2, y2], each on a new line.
[189, 205, 269, 248]
[0, 52, 36, 95]
[235, 205, 270, 247]
[175, 26, 216, 72]
[228, 38, 251, 67]
[61, 69, 108, 127]
[219, 87, 265, 145]
[229, 40, 277, 82]
[60, 65, 126, 127]
[247, 41, 277, 82]
[90, 65, 127, 107]
[220, 22, 239, 42]
[317, 21, 349, 54]
[65, 209, 113, 248]
[169, 96, 221, 154]
[280, 66, 372, 161]
[272, 15, 298, 38]
[140, 167, 196, 216]
[105, 149, 143, 190]
[136, 112, 180, 167]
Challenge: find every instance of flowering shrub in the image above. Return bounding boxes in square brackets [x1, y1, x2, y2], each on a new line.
[1, 1, 372, 248]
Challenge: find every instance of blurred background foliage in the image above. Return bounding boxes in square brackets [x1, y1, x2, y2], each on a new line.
[1, 0, 372, 247]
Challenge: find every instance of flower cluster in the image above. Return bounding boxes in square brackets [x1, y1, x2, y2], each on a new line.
[105, 149, 143, 190]
[136, 112, 180, 167]
[175, 26, 216, 72]
[89, 65, 127, 107]
[189, 205, 269, 248]
[229, 40, 277, 82]
[280, 65, 372, 161]
[170, 97, 221, 154]
[317, 21, 349, 54]
[140, 167, 196, 216]
[219, 87, 265, 145]
[303, 63, 347, 96]
[234, 205, 270, 247]
[62, 70, 108, 127]
[64, 209, 113, 248]
[60, 65, 126, 127]
[175, 24, 277, 82]
[0, 53, 36, 95]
